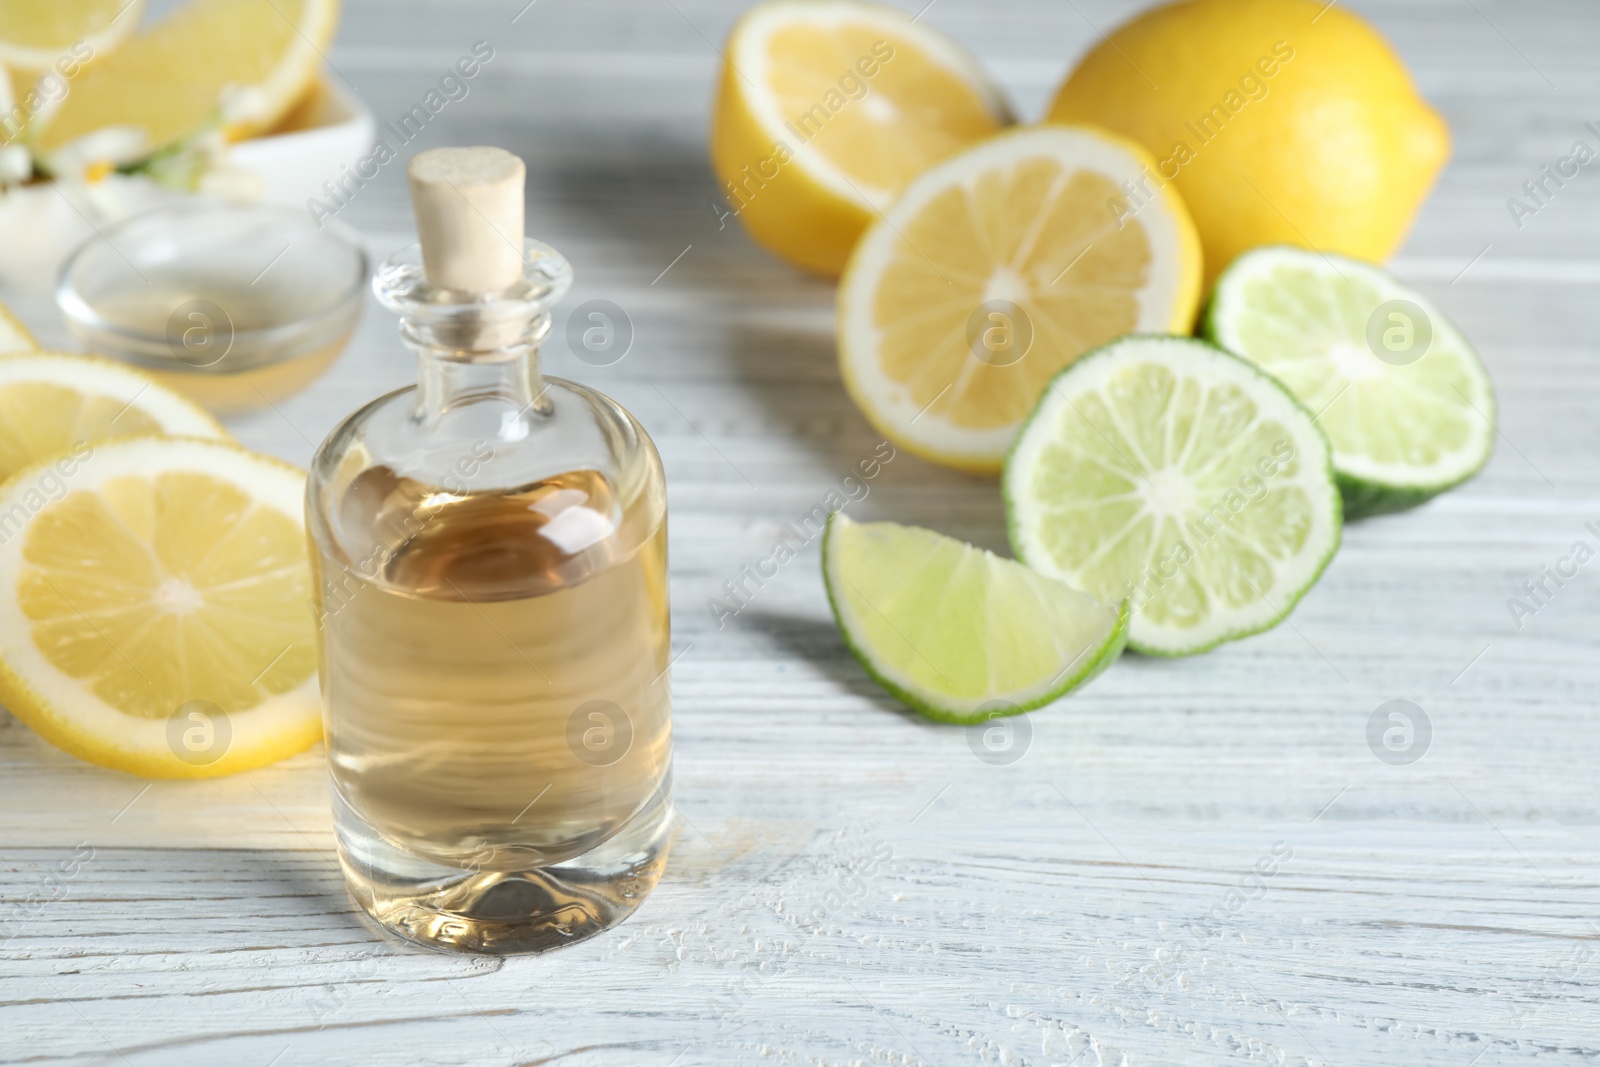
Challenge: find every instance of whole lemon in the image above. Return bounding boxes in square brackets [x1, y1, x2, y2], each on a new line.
[1045, 0, 1449, 286]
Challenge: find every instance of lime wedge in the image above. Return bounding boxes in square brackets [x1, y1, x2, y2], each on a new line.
[1206, 246, 1495, 518]
[1004, 335, 1342, 656]
[822, 513, 1127, 723]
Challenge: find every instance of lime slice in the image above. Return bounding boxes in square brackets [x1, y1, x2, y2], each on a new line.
[822, 513, 1127, 723]
[1004, 335, 1341, 656]
[1206, 246, 1495, 518]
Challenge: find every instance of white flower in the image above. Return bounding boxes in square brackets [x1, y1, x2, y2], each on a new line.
[197, 166, 264, 200]
[219, 85, 271, 129]
[0, 144, 30, 187]
[41, 125, 149, 184]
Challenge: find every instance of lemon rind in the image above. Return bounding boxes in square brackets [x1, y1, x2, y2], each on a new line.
[0, 436, 318, 778]
[0, 0, 146, 72]
[838, 124, 1201, 472]
[0, 350, 229, 441]
[727, 0, 1012, 211]
[0, 302, 38, 355]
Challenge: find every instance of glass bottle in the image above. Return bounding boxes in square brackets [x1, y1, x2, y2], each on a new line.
[306, 147, 672, 954]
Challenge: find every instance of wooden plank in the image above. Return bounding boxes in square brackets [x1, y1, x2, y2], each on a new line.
[3, 0, 1599, 1063]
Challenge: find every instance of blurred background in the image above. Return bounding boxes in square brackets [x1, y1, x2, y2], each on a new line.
[6, 0, 1595, 483]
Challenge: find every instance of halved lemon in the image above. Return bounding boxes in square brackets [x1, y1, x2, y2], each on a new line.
[0, 0, 144, 72]
[711, 0, 1011, 276]
[35, 0, 338, 154]
[0, 436, 319, 778]
[0, 299, 36, 355]
[838, 125, 1202, 472]
[0, 352, 225, 482]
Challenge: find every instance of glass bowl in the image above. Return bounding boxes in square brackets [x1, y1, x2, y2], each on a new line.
[56, 201, 368, 415]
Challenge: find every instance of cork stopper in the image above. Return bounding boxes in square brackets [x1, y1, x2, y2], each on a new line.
[406, 147, 526, 293]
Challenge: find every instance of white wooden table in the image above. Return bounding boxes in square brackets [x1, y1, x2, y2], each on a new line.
[4, 1, 1600, 1063]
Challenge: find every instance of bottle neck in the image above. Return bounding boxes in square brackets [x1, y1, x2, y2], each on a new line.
[372, 237, 574, 437]
[404, 312, 554, 432]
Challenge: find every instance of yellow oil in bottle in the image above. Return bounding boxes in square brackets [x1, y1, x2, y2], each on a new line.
[313, 467, 670, 874]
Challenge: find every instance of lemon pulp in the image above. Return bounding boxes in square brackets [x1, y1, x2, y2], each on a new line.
[37, 0, 339, 152]
[838, 126, 1201, 471]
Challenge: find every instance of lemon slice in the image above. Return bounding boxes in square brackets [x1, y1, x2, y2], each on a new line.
[35, 0, 339, 154]
[838, 125, 1202, 472]
[0, 299, 36, 355]
[0, 0, 144, 72]
[0, 436, 319, 778]
[711, 0, 1011, 276]
[0, 352, 225, 482]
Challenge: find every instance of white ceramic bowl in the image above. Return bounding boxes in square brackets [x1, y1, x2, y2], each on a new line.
[0, 74, 375, 288]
